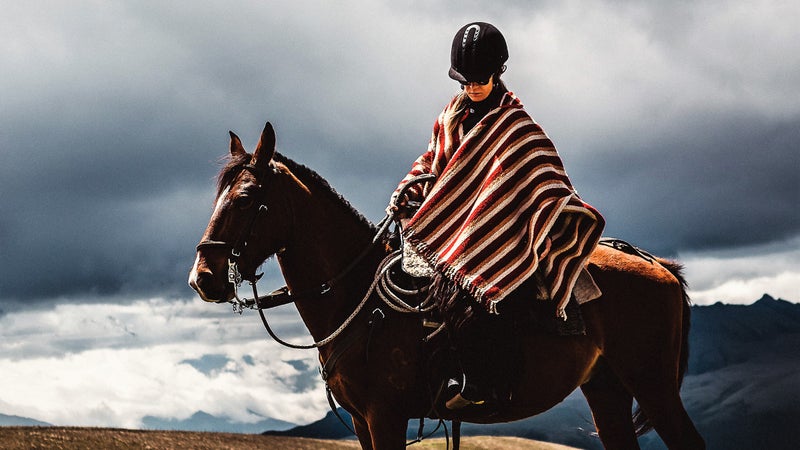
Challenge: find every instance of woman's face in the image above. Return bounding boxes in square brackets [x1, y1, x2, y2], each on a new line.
[463, 75, 494, 102]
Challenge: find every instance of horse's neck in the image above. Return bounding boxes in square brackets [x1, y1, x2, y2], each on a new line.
[278, 197, 376, 342]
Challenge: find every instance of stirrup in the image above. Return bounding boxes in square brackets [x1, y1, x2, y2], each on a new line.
[444, 375, 486, 410]
[445, 393, 485, 410]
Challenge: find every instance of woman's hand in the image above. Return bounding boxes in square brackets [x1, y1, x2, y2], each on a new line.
[386, 193, 411, 218]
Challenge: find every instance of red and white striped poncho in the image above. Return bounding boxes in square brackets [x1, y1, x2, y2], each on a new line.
[395, 92, 604, 318]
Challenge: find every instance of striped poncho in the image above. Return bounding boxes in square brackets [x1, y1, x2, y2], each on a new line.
[395, 92, 604, 318]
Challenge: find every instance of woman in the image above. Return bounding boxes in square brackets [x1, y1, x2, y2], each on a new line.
[390, 22, 605, 408]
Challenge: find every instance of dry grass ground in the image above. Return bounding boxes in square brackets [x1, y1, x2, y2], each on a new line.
[0, 427, 582, 449]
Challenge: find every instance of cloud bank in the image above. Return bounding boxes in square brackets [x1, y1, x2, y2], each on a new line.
[0, 297, 326, 428]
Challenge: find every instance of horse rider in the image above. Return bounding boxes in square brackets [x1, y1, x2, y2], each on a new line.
[388, 22, 605, 409]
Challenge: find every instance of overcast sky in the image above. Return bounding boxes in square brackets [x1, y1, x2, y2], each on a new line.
[1, 0, 798, 430]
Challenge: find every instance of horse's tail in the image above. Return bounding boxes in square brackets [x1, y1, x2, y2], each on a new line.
[632, 258, 692, 436]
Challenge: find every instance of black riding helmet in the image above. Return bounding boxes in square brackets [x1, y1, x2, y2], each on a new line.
[449, 22, 509, 84]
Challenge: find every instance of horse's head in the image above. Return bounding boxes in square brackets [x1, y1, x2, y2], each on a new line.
[188, 122, 291, 303]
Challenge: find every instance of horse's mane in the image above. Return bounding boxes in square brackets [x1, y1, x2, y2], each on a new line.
[216, 151, 251, 198]
[216, 151, 376, 232]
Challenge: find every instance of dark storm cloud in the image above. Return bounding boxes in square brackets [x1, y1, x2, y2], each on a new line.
[582, 111, 800, 255]
[1, 1, 797, 305]
[0, 1, 446, 305]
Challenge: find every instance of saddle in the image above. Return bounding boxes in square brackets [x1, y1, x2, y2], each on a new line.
[378, 245, 586, 414]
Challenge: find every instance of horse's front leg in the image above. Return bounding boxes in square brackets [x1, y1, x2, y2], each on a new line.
[365, 409, 409, 450]
[352, 414, 374, 450]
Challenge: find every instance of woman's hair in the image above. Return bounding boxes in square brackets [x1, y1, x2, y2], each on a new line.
[444, 71, 508, 136]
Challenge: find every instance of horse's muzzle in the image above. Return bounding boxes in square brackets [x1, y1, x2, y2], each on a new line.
[188, 255, 233, 303]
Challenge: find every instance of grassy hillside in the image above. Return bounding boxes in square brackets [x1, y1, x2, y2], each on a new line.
[0, 427, 581, 449]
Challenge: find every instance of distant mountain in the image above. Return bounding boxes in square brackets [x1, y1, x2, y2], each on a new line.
[0, 413, 51, 427]
[263, 409, 354, 439]
[267, 295, 800, 450]
[0, 410, 294, 435]
[688, 294, 800, 374]
[671, 294, 800, 450]
[142, 410, 294, 434]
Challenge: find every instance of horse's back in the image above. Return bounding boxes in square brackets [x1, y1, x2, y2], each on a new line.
[588, 244, 681, 289]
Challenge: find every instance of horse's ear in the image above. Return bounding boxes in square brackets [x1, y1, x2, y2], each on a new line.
[229, 131, 246, 157]
[252, 122, 275, 168]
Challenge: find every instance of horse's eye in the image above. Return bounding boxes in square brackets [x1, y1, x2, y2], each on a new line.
[235, 196, 254, 210]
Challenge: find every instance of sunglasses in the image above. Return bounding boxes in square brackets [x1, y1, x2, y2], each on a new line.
[460, 78, 492, 87]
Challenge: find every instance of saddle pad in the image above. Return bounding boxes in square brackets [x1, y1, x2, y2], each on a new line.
[573, 267, 601, 304]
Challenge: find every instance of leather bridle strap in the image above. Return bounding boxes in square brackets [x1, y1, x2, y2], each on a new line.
[195, 164, 271, 266]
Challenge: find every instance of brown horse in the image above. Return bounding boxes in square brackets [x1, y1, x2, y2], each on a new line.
[188, 122, 704, 450]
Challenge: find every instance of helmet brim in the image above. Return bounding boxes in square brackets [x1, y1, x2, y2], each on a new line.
[448, 67, 468, 83]
[449, 67, 495, 84]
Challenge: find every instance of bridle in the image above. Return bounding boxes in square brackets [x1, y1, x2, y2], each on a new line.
[194, 164, 441, 348]
[195, 163, 273, 307]
[194, 161, 390, 349]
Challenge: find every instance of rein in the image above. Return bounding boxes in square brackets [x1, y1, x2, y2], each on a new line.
[227, 213, 402, 349]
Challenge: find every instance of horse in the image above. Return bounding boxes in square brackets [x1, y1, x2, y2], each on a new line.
[188, 122, 705, 450]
